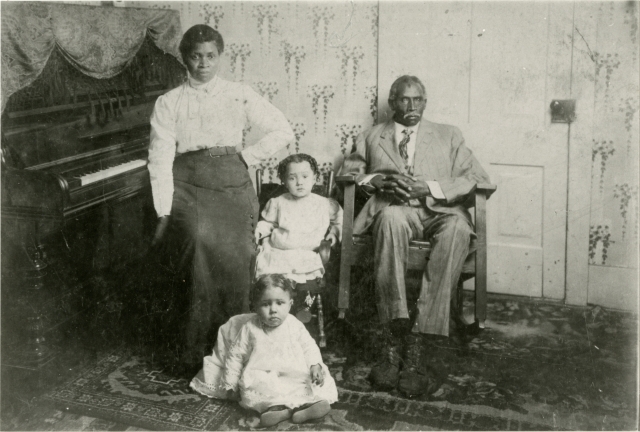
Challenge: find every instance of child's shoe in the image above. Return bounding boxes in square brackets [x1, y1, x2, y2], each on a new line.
[291, 400, 330, 423]
[260, 405, 292, 427]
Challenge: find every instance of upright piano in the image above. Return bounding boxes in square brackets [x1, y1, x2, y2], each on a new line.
[1, 34, 185, 375]
[2, 34, 185, 221]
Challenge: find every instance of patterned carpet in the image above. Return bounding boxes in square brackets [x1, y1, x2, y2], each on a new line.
[1, 273, 638, 431]
[30, 349, 558, 431]
[329, 300, 638, 430]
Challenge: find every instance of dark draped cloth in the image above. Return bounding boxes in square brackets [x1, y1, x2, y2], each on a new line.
[1, 2, 182, 112]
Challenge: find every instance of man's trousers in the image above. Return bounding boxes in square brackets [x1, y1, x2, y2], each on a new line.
[372, 205, 473, 336]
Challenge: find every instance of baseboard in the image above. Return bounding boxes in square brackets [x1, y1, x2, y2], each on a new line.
[461, 289, 638, 316]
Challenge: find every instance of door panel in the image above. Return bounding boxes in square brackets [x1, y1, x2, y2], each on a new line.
[489, 164, 544, 297]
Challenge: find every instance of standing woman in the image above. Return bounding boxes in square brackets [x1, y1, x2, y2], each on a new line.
[148, 24, 294, 372]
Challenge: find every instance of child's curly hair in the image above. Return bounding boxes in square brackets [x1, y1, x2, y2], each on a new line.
[251, 274, 296, 310]
[277, 153, 320, 183]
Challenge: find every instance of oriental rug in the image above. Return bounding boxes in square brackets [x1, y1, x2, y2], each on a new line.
[40, 349, 560, 431]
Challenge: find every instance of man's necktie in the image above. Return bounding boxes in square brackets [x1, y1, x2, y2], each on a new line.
[398, 128, 413, 167]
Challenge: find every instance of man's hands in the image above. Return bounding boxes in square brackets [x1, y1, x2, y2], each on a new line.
[369, 174, 430, 202]
[310, 364, 325, 386]
[368, 174, 388, 192]
[151, 215, 170, 249]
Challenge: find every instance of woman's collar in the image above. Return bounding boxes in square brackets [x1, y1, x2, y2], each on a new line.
[187, 74, 219, 93]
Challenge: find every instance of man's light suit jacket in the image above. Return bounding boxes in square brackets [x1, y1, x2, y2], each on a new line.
[340, 119, 491, 235]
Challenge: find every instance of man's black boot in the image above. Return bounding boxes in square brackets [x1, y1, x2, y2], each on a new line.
[398, 334, 438, 397]
[368, 327, 403, 390]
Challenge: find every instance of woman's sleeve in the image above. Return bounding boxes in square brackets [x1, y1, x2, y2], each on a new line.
[295, 319, 324, 367]
[255, 198, 278, 240]
[221, 324, 253, 391]
[148, 94, 178, 217]
[239, 85, 294, 167]
[327, 199, 343, 242]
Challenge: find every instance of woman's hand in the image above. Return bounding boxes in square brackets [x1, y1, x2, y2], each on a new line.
[310, 364, 325, 386]
[151, 216, 170, 249]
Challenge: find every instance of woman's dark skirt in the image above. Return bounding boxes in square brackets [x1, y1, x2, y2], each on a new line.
[167, 150, 258, 366]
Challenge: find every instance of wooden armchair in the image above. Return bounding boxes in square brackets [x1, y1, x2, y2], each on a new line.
[336, 175, 496, 328]
[255, 169, 336, 347]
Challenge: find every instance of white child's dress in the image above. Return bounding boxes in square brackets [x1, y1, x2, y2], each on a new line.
[254, 193, 343, 283]
[190, 314, 338, 413]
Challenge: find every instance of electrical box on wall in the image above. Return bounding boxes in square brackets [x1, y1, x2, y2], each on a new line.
[550, 100, 576, 123]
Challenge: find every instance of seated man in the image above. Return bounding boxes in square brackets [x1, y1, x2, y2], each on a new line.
[339, 75, 490, 396]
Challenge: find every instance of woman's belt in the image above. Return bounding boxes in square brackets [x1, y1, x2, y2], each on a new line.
[179, 146, 237, 158]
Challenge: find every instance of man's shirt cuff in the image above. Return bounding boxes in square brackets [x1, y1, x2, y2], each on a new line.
[426, 181, 445, 200]
[358, 174, 381, 187]
[358, 174, 381, 194]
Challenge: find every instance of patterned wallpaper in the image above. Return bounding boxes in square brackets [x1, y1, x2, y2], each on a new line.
[588, 2, 639, 271]
[126, 1, 379, 185]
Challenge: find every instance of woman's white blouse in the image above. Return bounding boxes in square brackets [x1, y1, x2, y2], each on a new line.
[148, 75, 294, 217]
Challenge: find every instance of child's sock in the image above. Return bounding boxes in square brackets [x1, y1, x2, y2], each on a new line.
[291, 400, 330, 423]
[260, 405, 292, 427]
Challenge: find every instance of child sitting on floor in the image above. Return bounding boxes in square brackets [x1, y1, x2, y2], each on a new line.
[190, 274, 338, 427]
[254, 153, 343, 284]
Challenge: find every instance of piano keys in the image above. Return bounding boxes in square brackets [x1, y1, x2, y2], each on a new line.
[78, 158, 148, 187]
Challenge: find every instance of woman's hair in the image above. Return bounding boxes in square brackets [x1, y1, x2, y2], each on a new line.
[277, 153, 320, 183]
[179, 24, 224, 61]
[251, 274, 295, 308]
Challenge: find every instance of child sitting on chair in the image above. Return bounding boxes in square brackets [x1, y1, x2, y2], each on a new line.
[254, 153, 343, 284]
[190, 274, 338, 427]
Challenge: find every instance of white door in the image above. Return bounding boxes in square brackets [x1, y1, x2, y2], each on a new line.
[378, 2, 573, 299]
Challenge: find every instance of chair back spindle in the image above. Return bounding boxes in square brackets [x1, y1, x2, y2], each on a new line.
[325, 170, 335, 197]
[256, 168, 263, 198]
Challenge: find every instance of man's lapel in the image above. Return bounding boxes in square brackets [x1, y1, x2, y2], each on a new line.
[412, 120, 435, 175]
[377, 121, 405, 171]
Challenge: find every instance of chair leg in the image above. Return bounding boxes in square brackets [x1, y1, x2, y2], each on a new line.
[451, 278, 468, 325]
[452, 277, 483, 337]
[338, 262, 351, 319]
[457, 278, 465, 320]
[474, 189, 488, 328]
[316, 294, 326, 348]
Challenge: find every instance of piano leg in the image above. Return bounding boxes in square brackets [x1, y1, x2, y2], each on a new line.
[1, 242, 58, 392]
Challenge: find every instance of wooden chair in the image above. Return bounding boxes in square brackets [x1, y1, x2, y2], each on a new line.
[336, 175, 496, 329]
[255, 169, 336, 347]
